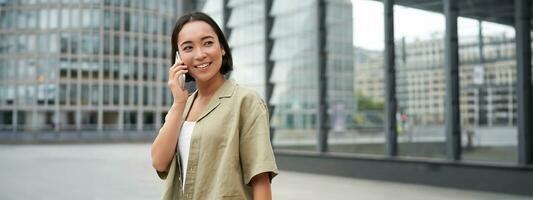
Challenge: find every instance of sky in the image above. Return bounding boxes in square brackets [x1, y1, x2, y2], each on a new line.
[351, 0, 515, 50]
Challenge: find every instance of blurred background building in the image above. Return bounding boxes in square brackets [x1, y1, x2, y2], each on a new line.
[0, 0, 356, 138]
[0, 0, 532, 196]
[0, 0, 179, 132]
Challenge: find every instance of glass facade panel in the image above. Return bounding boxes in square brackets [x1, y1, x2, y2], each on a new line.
[103, 85, 110, 105]
[81, 84, 89, 105]
[103, 34, 110, 54]
[268, 0, 324, 151]
[152, 63, 157, 81]
[82, 34, 91, 54]
[202, 0, 224, 28]
[124, 85, 130, 105]
[39, 9, 48, 29]
[104, 10, 111, 29]
[113, 84, 119, 105]
[133, 86, 138, 105]
[91, 84, 98, 105]
[82, 9, 91, 28]
[124, 12, 131, 31]
[28, 10, 37, 28]
[142, 86, 148, 106]
[49, 9, 58, 28]
[91, 9, 100, 28]
[124, 36, 131, 56]
[50, 33, 59, 53]
[394, 5, 446, 159]
[328, 0, 385, 155]
[92, 34, 100, 54]
[458, 6, 518, 163]
[228, 1, 266, 98]
[71, 8, 80, 28]
[325, 0, 357, 153]
[113, 35, 120, 55]
[71, 32, 78, 54]
[123, 61, 131, 80]
[59, 84, 67, 105]
[69, 84, 77, 105]
[113, 10, 120, 31]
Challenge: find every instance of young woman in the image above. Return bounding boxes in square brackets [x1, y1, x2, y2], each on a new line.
[151, 12, 278, 200]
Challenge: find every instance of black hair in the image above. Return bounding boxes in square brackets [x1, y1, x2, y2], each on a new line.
[171, 11, 233, 82]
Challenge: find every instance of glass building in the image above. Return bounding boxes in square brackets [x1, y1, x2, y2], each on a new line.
[221, 0, 355, 151]
[269, 0, 354, 131]
[0, 0, 178, 132]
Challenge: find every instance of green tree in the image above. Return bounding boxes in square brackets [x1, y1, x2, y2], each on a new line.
[356, 91, 384, 111]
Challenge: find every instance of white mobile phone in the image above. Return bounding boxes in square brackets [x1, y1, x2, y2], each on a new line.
[175, 51, 186, 90]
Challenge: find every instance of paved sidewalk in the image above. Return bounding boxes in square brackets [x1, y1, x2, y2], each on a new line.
[273, 171, 531, 200]
[0, 144, 530, 200]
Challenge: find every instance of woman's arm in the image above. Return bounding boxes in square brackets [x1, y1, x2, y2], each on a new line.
[151, 103, 185, 172]
[251, 172, 272, 200]
[151, 62, 189, 172]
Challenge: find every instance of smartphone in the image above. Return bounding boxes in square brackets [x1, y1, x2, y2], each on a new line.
[175, 51, 186, 90]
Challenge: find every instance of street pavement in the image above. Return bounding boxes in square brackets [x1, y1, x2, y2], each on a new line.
[0, 144, 530, 200]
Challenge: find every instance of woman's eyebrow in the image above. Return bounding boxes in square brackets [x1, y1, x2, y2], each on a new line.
[179, 41, 192, 47]
[179, 35, 215, 47]
[202, 36, 214, 40]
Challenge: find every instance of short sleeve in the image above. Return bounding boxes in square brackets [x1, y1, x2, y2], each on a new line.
[155, 155, 175, 180]
[240, 100, 279, 185]
[157, 170, 169, 180]
[156, 155, 181, 200]
[155, 153, 179, 181]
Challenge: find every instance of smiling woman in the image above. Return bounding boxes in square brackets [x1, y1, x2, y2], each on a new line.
[150, 12, 278, 200]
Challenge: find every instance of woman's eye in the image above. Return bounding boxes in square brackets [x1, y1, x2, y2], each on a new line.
[182, 46, 192, 51]
[204, 41, 213, 46]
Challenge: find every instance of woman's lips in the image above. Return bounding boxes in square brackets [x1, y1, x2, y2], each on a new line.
[195, 62, 211, 69]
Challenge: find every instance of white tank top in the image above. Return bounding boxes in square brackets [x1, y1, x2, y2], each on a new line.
[178, 121, 196, 189]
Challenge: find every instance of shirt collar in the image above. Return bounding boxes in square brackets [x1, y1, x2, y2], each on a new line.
[183, 79, 237, 122]
[216, 79, 237, 99]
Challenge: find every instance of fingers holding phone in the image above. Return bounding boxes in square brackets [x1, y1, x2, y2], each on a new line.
[168, 52, 189, 104]
[175, 53, 186, 90]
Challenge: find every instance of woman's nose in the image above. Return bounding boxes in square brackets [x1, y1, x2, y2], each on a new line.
[193, 48, 207, 61]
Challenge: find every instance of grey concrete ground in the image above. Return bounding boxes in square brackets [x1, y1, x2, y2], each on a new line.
[0, 144, 531, 200]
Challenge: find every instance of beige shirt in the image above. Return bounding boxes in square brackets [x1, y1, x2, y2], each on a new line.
[157, 80, 279, 200]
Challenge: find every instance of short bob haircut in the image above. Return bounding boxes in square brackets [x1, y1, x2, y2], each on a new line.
[171, 12, 233, 82]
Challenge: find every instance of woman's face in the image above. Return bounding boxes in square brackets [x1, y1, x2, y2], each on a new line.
[177, 21, 224, 83]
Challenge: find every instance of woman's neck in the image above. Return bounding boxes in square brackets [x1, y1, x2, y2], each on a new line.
[196, 73, 225, 100]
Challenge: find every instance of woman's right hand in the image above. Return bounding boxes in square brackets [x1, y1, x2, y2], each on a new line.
[168, 61, 189, 105]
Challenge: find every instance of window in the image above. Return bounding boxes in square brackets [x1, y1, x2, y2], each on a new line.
[50, 9, 58, 28]
[459, 17, 517, 164]
[392, 4, 446, 158]
[39, 9, 48, 29]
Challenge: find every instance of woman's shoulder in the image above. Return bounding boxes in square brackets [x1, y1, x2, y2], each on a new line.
[231, 82, 269, 121]
[233, 84, 264, 103]
[230, 81, 268, 111]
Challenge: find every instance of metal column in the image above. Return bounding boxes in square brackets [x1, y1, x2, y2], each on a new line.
[222, 0, 232, 38]
[317, 0, 329, 153]
[515, 0, 532, 165]
[265, 0, 276, 143]
[177, 0, 196, 14]
[444, 0, 461, 161]
[384, 0, 397, 156]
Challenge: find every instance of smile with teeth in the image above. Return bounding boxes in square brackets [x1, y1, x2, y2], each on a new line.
[195, 62, 211, 69]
